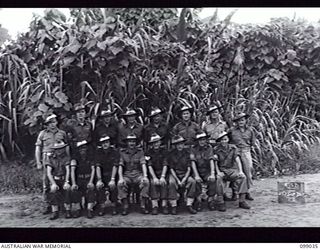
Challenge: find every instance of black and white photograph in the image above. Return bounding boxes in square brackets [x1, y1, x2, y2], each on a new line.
[0, 7, 320, 229]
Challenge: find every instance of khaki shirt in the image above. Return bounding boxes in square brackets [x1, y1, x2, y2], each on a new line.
[214, 144, 239, 169]
[172, 121, 200, 146]
[230, 126, 255, 149]
[168, 148, 191, 178]
[67, 119, 92, 145]
[202, 120, 228, 143]
[35, 128, 67, 153]
[190, 145, 214, 177]
[118, 121, 143, 146]
[119, 148, 146, 173]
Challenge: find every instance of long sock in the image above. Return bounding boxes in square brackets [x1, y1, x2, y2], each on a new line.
[87, 202, 94, 210]
[64, 204, 71, 211]
[186, 198, 194, 206]
[239, 193, 246, 202]
[151, 200, 158, 208]
[161, 200, 168, 207]
[72, 203, 81, 211]
[169, 200, 177, 207]
[52, 205, 59, 212]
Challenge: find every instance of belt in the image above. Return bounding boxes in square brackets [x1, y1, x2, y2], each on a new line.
[77, 174, 91, 179]
[53, 176, 65, 180]
[43, 152, 53, 156]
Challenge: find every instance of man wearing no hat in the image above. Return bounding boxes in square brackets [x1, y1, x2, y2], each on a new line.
[95, 135, 120, 216]
[172, 105, 201, 148]
[118, 109, 144, 148]
[35, 113, 69, 215]
[146, 133, 170, 215]
[144, 107, 169, 149]
[190, 132, 217, 211]
[230, 112, 256, 201]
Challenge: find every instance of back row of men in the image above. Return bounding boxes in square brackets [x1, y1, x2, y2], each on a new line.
[35, 104, 255, 220]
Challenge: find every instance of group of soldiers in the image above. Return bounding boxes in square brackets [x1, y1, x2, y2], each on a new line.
[35, 103, 256, 220]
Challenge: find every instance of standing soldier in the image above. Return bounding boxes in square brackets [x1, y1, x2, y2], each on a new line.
[45, 140, 72, 220]
[117, 134, 150, 215]
[67, 103, 93, 150]
[167, 135, 198, 214]
[144, 107, 169, 149]
[190, 132, 216, 211]
[94, 109, 119, 146]
[172, 106, 201, 148]
[118, 109, 144, 148]
[95, 135, 119, 216]
[35, 113, 69, 215]
[70, 140, 96, 219]
[230, 112, 256, 201]
[146, 133, 169, 215]
[202, 105, 228, 146]
[214, 131, 251, 210]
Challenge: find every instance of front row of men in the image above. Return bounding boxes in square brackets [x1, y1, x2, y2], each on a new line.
[45, 130, 251, 220]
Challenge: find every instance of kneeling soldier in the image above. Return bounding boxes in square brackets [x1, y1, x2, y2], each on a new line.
[214, 132, 251, 210]
[117, 134, 150, 215]
[46, 140, 72, 220]
[168, 135, 198, 214]
[95, 135, 119, 216]
[146, 133, 169, 215]
[190, 132, 216, 211]
[70, 140, 96, 218]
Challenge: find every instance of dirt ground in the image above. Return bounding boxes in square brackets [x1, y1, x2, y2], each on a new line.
[1, 173, 320, 227]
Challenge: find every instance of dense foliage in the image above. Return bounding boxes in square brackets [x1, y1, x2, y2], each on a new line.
[1, 8, 320, 176]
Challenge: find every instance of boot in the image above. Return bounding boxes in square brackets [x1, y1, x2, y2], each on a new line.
[187, 205, 197, 214]
[171, 206, 177, 215]
[49, 211, 59, 220]
[162, 206, 169, 215]
[140, 207, 149, 214]
[216, 202, 227, 212]
[65, 210, 72, 219]
[87, 209, 94, 219]
[231, 193, 238, 201]
[208, 201, 216, 211]
[72, 209, 81, 218]
[43, 205, 51, 215]
[239, 201, 251, 209]
[111, 207, 118, 216]
[151, 207, 158, 215]
[98, 206, 105, 216]
[245, 193, 254, 201]
[194, 200, 203, 212]
[121, 198, 129, 216]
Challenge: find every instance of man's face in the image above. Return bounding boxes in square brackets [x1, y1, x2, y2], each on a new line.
[209, 110, 220, 119]
[181, 110, 191, 122]
[220, 136, 229, 146]
[103, 116, 111, 124]
[47, 118, 58, 130]
[127, 140, 136, 149]
[126, 115, 135, 123]
[198, 138, 207, 147]
[152, 114, 162, 124]
[102, 140, 111, 150]
[176, 142, 184, 151]
[152, 140, 161, 149]
[76, 109, 86, 120]
[237, 117, 247, 127]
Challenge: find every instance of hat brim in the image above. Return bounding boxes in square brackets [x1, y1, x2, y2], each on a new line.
[233, 114, 249, 121]
[195, 135, 210, 140]
[149, 111, 164, 118]
[52, 144, 67, 149]
[216, 133, 230, 142]
[149, 137, 162, 143]
[100, 110, 116, 117]
[171, 139, 186, 145]
[206, 108, 219, 115]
